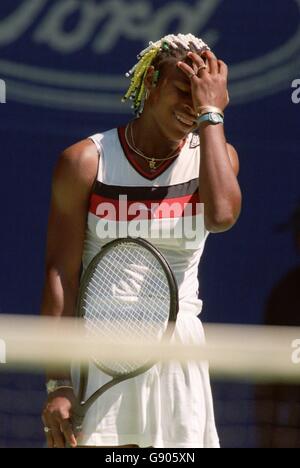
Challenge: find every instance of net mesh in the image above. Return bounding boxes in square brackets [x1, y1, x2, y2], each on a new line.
[1, 375, 300, 448]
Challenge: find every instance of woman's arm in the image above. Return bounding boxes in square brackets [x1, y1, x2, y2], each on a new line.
[198, 124, 241, 233]
[41, 139, 99, 448]
[177, 50, 242, 233]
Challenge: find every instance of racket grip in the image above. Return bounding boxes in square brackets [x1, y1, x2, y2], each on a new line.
[64, 405, 85, 448]
[72, 418, 84, 437]
[72, 405, 85, 436]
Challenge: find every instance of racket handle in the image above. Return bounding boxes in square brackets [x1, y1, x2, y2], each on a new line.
[72, 413, 84, 436]
[64, 404, 85, 449]
[64, 417, 84, 448]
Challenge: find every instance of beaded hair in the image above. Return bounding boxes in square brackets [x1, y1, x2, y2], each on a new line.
[122, 33, 210, 116]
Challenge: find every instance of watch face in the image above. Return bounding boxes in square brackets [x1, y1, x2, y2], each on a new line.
[210, 113, 221, 123]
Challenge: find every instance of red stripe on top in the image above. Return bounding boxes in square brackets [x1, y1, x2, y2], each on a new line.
[89, 192, 202, 221]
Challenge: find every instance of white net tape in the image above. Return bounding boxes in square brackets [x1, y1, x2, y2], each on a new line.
[0, 315, 300, 383]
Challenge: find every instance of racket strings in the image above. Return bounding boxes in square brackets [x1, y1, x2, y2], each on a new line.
[85, 267, 168, 336]
[85, 268, 168, 339]
[81, 244, 172, 375]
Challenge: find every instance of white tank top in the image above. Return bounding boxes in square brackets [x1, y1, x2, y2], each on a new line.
[83, 126, 209, 315]
[76, 127, 220, 448]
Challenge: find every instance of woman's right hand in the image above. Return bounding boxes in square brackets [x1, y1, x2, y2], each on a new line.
[42, 388, 78, 448]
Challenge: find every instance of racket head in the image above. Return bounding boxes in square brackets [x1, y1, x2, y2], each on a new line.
[77, 237, 178, 378]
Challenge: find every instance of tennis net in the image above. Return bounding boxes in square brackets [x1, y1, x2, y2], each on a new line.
[0, 315, 300, 448]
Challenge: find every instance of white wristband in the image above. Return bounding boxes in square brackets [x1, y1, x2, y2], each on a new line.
[46, 379, 73, 395]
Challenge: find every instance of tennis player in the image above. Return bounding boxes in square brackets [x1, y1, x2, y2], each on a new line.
[41, 33, 241, 448]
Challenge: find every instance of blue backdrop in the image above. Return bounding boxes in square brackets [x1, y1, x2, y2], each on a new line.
[0, 0, 299, 448]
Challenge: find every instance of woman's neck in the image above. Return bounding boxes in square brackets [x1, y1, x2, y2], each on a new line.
[130, 115, 185, 159]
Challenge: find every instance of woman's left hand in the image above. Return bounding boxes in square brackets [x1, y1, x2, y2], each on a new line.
[177, 50, 229, 113]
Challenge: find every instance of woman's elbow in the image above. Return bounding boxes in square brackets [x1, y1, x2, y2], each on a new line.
[205, 208, 241, 233]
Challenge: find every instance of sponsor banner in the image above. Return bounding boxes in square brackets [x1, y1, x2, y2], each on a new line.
[0, 0, 300, 112]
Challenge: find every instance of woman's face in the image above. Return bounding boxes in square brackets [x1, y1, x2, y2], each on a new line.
[146, 58, 200, 141]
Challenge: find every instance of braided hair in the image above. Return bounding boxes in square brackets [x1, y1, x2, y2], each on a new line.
[122, 33, 210, 116]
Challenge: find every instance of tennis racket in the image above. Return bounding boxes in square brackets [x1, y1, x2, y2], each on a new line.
[72, 237, 179, 437]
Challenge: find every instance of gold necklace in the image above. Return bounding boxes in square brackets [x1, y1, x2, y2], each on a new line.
[125, 122, 184, 171]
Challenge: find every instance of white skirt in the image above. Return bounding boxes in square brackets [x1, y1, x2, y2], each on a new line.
[73, 311, 220, 448]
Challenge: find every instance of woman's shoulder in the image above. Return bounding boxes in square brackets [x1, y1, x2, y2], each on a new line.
[53, 139, 99, 199]
[88, 127, 119, 147]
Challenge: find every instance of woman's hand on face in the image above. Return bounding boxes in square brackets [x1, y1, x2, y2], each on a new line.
[177, 50, 229, 113]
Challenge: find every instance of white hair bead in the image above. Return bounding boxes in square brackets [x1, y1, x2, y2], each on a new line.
[123, 33, 210, 114]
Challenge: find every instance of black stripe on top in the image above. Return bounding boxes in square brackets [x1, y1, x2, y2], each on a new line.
[93, 179, 199, 201]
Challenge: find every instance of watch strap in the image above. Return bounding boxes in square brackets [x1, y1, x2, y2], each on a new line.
[46, 379, 73, 394]
[197, 112, 224, 126]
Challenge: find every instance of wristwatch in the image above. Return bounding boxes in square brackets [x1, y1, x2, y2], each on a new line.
[46, 379, 73, 394]
[197, 112, 224, 126]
